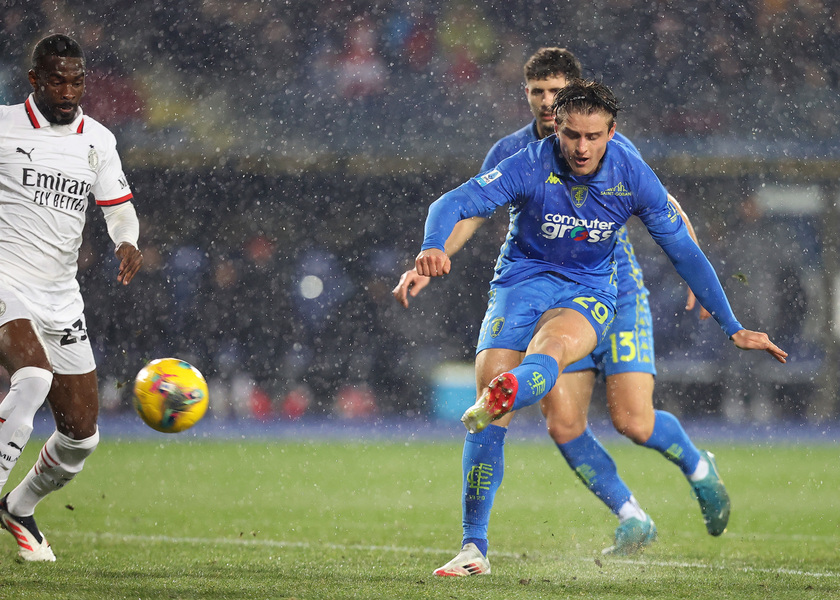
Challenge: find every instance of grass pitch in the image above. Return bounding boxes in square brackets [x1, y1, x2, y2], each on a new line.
[0, 430, 837, 599]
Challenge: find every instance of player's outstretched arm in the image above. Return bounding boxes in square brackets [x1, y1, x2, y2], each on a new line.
[392, 268, 430, 308]
[115, 242, 143, 285]
[730, 329, 788, 363]
[670, 195, 712, 321]
[415, 248, 450, 278]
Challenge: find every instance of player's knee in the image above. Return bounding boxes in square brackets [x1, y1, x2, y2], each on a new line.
[545, 414, 586, 445]
[612, 413, 653, 444]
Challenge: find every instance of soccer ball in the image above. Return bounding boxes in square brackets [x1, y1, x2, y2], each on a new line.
[133, 358, 209, 433]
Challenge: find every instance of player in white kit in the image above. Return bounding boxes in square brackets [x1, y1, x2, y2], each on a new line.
[0, 34, 143, 561]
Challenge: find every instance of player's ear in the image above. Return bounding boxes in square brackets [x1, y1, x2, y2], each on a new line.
[607, 121, 616, 140]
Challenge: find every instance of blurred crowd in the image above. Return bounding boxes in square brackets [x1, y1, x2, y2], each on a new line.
[2, 0, 839, 159]
[67, 167, 823, 424]
[0, 0, 833, 422]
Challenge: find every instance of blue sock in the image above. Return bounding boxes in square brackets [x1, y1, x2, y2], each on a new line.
[461, 424, 506, 557]
[556, 427, 632, 515]
[640, 410, 702, 476]
[509, 353, 559, 411]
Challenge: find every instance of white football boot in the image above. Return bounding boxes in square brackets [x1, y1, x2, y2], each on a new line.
[433, 543, 491, 576]
[0, 494, 56, 562]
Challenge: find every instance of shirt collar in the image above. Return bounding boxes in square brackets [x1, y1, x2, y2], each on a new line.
[24, 94, 85, 133]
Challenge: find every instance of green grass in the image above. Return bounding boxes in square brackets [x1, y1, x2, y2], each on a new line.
[0, 435, 838, 599]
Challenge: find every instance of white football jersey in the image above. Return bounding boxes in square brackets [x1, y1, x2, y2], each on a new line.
[0, 94, 133, 320]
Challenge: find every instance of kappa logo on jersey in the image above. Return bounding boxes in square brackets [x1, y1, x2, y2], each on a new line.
[545, 172, 562, 185]
[476, 168, 502, 187]
[541, 213, 618, 242]
[16, 147, 34, 161]
[601, 182, 632, 197]
[571, 185, 589, 207]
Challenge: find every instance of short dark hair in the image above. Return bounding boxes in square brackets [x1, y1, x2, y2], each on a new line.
[31, 34, 85, 70]
[552, 79, 621, 128]
[523, 47, 582, 82]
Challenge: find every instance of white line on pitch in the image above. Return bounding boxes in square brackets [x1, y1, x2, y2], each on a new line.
[58, 531, 840, 579]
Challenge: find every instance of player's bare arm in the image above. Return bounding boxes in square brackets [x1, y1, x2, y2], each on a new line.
[115, 242, 143, 285]
[730, 329, 787, 363]
[415, 248, 450, 278]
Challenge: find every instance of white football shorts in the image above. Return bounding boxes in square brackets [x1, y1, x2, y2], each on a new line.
[0, 283, 96, 375]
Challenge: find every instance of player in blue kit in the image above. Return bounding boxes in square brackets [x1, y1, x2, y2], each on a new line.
[397, 48, 735, 573]
[413, 78, 787, 573]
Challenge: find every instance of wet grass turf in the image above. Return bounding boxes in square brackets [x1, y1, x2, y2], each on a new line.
[0, 436, 837, 599]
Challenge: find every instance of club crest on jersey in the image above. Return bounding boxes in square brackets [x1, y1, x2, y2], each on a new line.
[571, 185, 589, 207]
[477, 169, 501, 187]
[88, 145, 99, 170]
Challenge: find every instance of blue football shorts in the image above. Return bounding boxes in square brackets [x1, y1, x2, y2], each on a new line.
[564, 288, 656, 376]
[475, 272, 616, 354]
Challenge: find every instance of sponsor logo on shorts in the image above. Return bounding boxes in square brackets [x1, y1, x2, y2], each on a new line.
[0, 300, 5, 317]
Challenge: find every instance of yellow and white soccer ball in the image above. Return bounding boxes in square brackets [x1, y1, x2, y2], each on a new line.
[133, 358, 209, 433]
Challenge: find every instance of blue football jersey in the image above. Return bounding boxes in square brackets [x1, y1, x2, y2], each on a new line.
[423, 134, 686, 294]
[479, 122, 648, 299]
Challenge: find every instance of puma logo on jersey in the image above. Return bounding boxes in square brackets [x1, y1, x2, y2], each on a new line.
[16, 147, 34, 161]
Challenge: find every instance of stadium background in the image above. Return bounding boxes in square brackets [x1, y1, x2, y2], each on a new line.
[1, 0, 838, 426]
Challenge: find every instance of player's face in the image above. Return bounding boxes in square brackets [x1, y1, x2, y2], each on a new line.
[28, 55, 86, 125]
[555, 110, 616, 177]
[525, 75, 567, 139]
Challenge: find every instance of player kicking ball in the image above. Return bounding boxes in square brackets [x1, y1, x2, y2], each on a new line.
[415, 79, 786, 573]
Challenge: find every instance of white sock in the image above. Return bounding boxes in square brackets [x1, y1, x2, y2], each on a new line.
[688, 456, 710, 482]
[7, 428, 99, 517]
[0, 367, 52, 492]
[617, 495, 646, 523]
